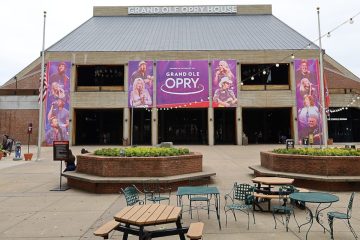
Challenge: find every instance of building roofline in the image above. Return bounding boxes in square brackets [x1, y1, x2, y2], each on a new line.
[93, 5, 272, 17]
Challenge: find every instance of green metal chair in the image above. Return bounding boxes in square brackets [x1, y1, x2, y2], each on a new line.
[189, 193, 211, 219]
[120, 185, 144, 206]
[272, 186, 298, 232]
[327, 192, 357, 240]
[142, 180, 171, 204]
[224, 183, 255, 229]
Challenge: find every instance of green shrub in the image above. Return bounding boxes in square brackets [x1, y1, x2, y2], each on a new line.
[94, 147, 191, 157]
[272, 148, 360, 156]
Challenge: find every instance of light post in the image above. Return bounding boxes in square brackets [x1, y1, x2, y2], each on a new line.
[131, 100, 134, 146]
[317, 7, 329, 148]
[37, 11, 47, 161]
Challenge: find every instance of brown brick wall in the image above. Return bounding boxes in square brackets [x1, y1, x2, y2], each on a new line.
[76, 153, 203, 177]
[0, 109, 39, 145]
[66, 178, 211, 194]
[260, 151, 360, 176]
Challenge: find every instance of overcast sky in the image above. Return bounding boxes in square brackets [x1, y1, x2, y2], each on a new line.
[0, 0, 359, 86]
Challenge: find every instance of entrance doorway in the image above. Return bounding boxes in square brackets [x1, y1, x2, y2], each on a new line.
[242, 108, 292, 144]
[214, 108, 236, 144]
[158, 108, 208, 144]
[75, 109, 123, 145]
[132, 108, 151, 145]
[328, 107, 360, 142]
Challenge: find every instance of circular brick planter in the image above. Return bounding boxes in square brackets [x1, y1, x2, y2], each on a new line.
[260, 151, 360, 176]
[76, 153, 203, 177]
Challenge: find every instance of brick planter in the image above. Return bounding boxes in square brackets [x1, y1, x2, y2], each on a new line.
[260, 151, 360, 176]
[76, 153, 203, 177]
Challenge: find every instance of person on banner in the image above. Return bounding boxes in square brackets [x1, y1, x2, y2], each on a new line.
[299, 113, 321, 145]
[213, 60, 235, 86]
[49, 62, 70, 90]
[299, 77, 318, 100]
[213, 76, 237, 107]
[64, 149, 76, 172]
[47, 98, 70, 130]
[50, 82, 66, 100]
[46, 117, 67, 145]
[130, 61, 154, 90]
[130, 78, 152, 107]
[298, 95, 319, 128]
[295, 59, 315, 83]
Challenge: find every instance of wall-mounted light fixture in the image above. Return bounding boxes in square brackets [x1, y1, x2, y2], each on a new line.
[125, 118, 128, 122]
[209, 118, 213, 121]
[153, 119, 156, 122]
[238, 118, 241, 121]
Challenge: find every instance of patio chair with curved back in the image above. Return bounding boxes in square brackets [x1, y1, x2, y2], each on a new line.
[142, 179, 171, 204]
[120, 185, 144, 206]
[272, 186, 299, 232]
[224, 182, 255, 229]
[327, 192, 357, 240]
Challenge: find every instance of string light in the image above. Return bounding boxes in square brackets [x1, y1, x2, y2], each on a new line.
[251, 76, 255, 80]
[239, 10, 360, 85]
[275, 63, 279, 67]
[262, 70, 267, 75]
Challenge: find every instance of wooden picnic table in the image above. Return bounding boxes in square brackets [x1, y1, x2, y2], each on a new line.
[251, 177, 295, 211]
[114, 204, 188, 240]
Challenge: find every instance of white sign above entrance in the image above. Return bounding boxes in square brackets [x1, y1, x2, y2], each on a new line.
[128, 6, 237, 15]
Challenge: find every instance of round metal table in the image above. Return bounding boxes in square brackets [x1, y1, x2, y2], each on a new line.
[290, 192, 339, 240]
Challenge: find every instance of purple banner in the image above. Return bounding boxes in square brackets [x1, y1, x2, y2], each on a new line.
[45, 61, 71, 146]
[128, 60, 154, 108]
[295, 59, 323, 145]
[156, 60, 209, 108]
[211, 60, 237, 107]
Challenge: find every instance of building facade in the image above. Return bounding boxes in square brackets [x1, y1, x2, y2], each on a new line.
[1, 5, 360, 146]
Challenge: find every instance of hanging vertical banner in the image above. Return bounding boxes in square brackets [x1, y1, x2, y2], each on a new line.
[128, 60, 154, 108]
[45, 61, 71, 146]
[211, 59, 237, 107]
[295, 59, 323, 145]
[156, 60, 209, 108]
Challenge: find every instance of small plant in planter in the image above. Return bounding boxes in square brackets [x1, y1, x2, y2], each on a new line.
[94, 147, 191, 157]
[272, 147, 360, 156]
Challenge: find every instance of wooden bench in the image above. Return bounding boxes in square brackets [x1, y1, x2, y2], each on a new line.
[187, 222, 204, 240]
[93, 219, 119, 239]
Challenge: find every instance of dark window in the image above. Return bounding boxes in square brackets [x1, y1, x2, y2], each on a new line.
[76, 65, 124, 86]
[241, 64, 289, 85]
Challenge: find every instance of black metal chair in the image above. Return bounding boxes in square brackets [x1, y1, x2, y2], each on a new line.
[272, 186, 298, 232]
[120, 185, 144, 206]
[224, 183, 255, 229]
[142, 180, 171, 204]
[327, 192, 357, 240]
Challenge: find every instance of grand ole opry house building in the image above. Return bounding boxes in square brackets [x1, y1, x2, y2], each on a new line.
[1, 5, 360, 147]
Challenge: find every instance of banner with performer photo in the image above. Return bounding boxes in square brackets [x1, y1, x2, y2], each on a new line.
[211, 59, 237, 107]
[44, 61, 71, 146]
[294, 59, 323, 145]
[128, 60, 154, 108]
[156, 60, 209, 108]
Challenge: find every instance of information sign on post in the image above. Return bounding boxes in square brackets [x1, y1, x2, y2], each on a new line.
[302, 138, 309, 146]
[51, 141, 70, 191]
[286, 139, 294, 150]
[309, 134, 314, 145]
[53, 141, 69, 161]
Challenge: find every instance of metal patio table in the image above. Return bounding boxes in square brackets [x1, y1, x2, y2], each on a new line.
[177, 186, 221, 229]
[289, 192, 339, 240]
